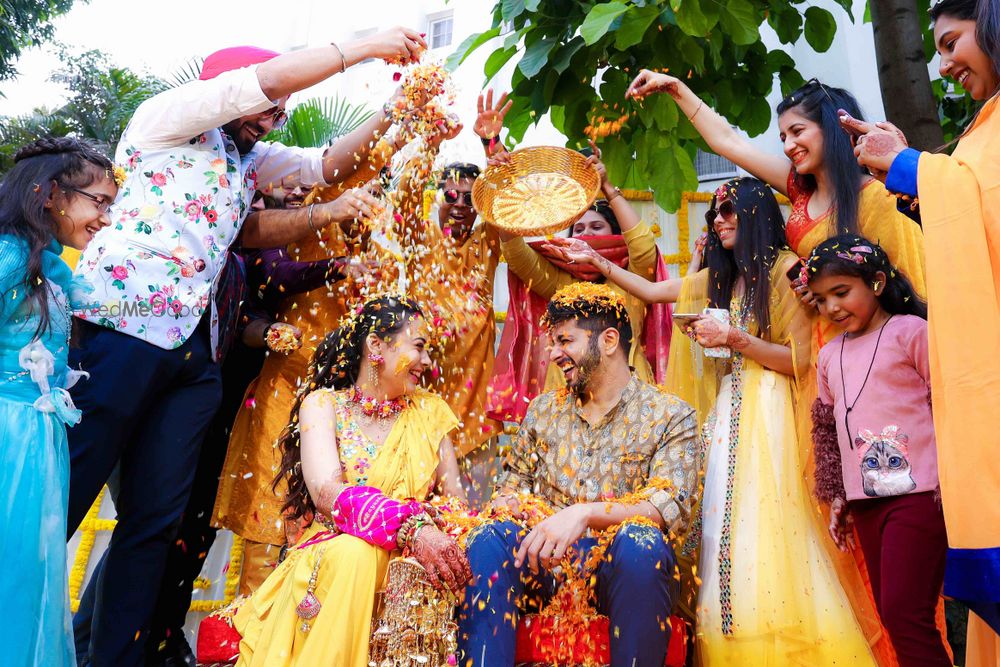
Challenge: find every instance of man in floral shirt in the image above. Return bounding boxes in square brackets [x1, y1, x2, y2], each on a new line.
[66, 29, 426, 666]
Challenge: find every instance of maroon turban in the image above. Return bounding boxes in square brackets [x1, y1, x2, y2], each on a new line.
[199, 46, 280, 80]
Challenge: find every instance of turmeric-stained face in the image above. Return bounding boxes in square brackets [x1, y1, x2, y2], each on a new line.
[377, 315, 433, 397]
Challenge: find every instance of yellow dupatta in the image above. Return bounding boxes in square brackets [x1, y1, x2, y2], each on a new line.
[360, 389, 460, 500]
[663, 251, 811, 420]
[232, 389, 458, 667]
[918, 94, 1000, 555]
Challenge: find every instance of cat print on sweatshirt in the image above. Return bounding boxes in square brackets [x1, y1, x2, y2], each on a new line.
[855, 425, 917, 498]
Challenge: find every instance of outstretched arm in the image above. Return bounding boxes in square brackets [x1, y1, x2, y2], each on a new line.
[240, 189, 380, 248]
[256, 27, 426, 101]
[543, 236, 682, 303]
[626, 69, 792, 194]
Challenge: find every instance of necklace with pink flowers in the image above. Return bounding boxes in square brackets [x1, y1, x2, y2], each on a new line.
[348, 386, 406, 420]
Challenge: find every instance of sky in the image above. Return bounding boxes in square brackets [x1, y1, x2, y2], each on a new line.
[0, 0, 308, 117]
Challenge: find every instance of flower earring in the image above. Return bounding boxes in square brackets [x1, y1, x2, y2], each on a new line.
[873, 281, 882, 292]
[368, 352, 384, 387]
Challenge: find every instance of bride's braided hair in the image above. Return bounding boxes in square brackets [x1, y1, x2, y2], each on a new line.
[0, 136, 114, 336]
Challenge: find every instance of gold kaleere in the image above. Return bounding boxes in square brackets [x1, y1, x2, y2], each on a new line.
[367, 558, 459, 667]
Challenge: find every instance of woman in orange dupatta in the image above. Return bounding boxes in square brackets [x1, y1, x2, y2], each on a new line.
[846, 1, 1000, 662]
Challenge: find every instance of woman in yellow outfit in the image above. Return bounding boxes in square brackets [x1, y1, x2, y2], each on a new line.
[625, 69, 938, 667]
[235, 295, 470, 667]
[550, 177, 881, 666]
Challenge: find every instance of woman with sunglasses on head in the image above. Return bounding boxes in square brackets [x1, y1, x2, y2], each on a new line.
[843, 0, 1000, 660]
[548, 177, 882, 666]
[0, 136, 117, 666]
[624, 72, 926, 332]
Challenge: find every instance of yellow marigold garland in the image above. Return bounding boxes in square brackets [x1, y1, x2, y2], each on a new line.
[70, 486, 246, 614]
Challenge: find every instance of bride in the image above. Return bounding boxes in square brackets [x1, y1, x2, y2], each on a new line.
[234, 295, 471, 667]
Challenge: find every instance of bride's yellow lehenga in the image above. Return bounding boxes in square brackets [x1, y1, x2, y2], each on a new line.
[668, 253, 880, 666]
[233, 388, 457, 667]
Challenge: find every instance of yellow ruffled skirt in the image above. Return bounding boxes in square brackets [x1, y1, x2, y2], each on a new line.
[234, 522, 390, 667]
[695, 366, 878, 666]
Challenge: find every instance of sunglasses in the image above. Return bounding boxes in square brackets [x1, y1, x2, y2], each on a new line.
[704, 199, 736, 226]
[67, 186, 114, 215]
[262, 106, 288, 131]
[443, 189, 473, 206]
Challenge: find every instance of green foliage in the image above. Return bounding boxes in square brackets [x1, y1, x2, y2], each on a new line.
[0, 0, 78, 81]
[49, 47, 168, 150]
[0, 47, 165, 172]
[451, 0, 843, 210]
[0, 107, 74, 172]
[264, 97, 374, 148]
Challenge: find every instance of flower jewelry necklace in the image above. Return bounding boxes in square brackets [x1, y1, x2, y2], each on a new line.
[839, 314, 893, 447]
[348, 385, 406, 420]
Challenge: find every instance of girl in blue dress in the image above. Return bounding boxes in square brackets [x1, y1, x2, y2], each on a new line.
[0, 137, 117, 666]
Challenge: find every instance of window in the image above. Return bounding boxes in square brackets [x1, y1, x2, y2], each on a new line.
[695, 149, 738, 182]
[429, 14, 454, 50]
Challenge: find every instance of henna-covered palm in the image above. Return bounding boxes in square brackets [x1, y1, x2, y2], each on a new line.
[625, 69, 680, 99]
[410, 526, 471, 593]
[544, 237, 605, 268]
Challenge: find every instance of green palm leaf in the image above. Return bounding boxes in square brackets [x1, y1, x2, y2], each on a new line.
[265, 96, 374, 148]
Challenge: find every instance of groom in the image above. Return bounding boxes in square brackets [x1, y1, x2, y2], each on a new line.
[458, 283, 699, 667]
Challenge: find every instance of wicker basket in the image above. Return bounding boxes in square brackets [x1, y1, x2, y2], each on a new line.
[472, 146, 601, 237]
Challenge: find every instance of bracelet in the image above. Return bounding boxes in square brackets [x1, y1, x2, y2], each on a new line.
[397, 512, 432, 550]
[687, 99, 704, 122]
[331, 42, 348, 73]
[307, 203, 318, 233]
[480, 135, 494, 146]
[605, 186, 623, 203]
